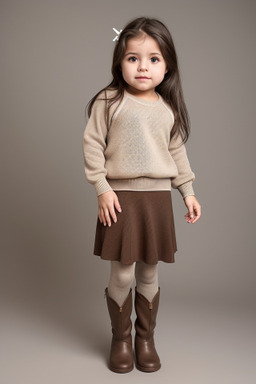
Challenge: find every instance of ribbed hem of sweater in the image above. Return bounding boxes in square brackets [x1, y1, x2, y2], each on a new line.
[108, 177, 171, 191]
[95, 177, 195, 198]
[108, 177, 196, 198]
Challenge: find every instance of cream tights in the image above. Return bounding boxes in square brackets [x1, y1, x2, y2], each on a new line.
[108, 260, 159, 307]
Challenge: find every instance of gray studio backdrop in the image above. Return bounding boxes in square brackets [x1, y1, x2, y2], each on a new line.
[1, 0, 255, 333]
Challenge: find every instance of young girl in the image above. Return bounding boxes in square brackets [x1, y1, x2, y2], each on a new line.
[83, 17, 201, 374]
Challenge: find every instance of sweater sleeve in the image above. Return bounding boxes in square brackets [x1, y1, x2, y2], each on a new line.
[168, 131, 196, 199]
[83, 96, 113, 196]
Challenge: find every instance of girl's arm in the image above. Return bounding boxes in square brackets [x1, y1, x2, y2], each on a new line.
[168, 132, 201, 223]
[83, 93, 122, 226]
[168, 131, 195, 199]
[83, 95, 112, 196]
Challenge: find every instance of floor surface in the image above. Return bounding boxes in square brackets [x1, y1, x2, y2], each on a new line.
[1, 292, 256, 384]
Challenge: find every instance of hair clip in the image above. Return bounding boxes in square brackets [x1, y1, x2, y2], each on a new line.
[113, 28, 122, 42]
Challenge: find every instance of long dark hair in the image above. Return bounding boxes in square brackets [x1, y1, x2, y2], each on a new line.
[86, 17, 191, 143]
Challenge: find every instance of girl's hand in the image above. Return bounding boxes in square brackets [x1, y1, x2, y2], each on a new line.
[183, 195, 201, 224]
[98, 190, 122, 227]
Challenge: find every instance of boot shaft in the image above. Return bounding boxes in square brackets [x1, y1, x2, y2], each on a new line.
[105, 288, 133, 341]
[134, 287, 160, 340]
[134, 287, 161, 372]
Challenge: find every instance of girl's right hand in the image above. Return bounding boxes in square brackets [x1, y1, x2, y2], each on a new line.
[98, 190, 122, 227]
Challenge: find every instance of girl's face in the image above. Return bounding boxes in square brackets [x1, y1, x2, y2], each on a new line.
[120, 33, 168, 100]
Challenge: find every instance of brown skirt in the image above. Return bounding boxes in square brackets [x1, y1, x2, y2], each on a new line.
[93, 190, 178, 265]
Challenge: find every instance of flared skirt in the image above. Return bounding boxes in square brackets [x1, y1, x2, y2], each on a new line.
[93, 190, 178, 265]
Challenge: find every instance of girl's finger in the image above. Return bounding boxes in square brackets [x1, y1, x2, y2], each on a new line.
[100, 208, 106, 226]
[114, 196, 122, 213]
[104, 208, 112, 227]
[109, 208, 117, 223]
[98, 209, 102, 223]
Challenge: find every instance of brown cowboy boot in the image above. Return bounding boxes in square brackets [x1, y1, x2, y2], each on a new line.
[134, 287, 161, 372]
[105, 288, 134, 373]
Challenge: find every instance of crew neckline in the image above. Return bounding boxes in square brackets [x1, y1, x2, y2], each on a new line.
[124, 88, 161, 105]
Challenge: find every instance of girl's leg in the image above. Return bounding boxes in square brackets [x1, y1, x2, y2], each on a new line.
[108, 260, 135, 307]
[135, 261, 158, 302]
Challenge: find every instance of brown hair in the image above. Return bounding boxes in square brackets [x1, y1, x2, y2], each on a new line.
[86, 17, 191, 143]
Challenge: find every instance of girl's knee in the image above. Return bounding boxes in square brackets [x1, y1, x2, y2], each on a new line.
[135, 262, 158, 285]
[110, 261, 135, 288]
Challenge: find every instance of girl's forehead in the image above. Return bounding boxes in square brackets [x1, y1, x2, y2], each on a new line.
[125, 34, 162, 53]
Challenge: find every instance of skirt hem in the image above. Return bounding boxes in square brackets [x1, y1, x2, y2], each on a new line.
[93, 252, 177, 265]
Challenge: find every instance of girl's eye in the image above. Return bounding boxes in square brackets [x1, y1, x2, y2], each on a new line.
[128, 56, 137, 62]
[151, 57, 159, 63]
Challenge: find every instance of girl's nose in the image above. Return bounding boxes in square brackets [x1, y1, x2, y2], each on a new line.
[138, 60, 148, 72]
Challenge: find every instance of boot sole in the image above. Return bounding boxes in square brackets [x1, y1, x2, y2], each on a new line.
[109, 364, 134, 374]
[136, 363, 161, 373]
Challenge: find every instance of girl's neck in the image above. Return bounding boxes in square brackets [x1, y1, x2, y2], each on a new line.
[124, 87, 159, 102]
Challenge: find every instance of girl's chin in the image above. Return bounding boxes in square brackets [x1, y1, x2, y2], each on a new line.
[127, 85, 155, 93]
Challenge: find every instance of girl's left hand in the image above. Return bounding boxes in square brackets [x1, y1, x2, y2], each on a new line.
[183, 195, 201, 223]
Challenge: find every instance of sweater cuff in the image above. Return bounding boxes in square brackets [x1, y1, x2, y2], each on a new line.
[178, 181, 195, 199]
[95, 177, 113, 196]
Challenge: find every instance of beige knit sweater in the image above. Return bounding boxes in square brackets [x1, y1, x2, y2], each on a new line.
[83, 88, 195, 198]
